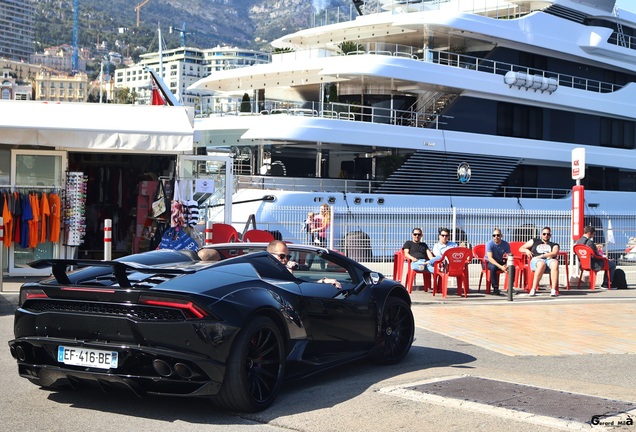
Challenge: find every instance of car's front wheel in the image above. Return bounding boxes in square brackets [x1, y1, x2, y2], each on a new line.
[371, 297, 414, 364]
[215, 315, 285, 412]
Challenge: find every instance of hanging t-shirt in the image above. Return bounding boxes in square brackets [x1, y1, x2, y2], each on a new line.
[1, 192, 12, 248]
[29, 193, 40, 249]
[48, 193, 61, 243]
[20, 193, 33, 249]
[13, 192, 22, 246]
[40, 192, 50, 244]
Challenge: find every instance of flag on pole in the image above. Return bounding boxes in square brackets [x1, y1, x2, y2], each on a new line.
[607, 219, 615, 244]
[147, 68, 181, 106]
[151, 79, 166, 106]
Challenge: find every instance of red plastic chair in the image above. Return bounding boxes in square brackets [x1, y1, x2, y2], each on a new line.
[573, 244, 611, 290]
[393, 249, 431, 293]
[211, 223, 240, 243]
[522, 254, 560, 294]
[404, 265, 432, 294]
[243, 229, 275, 242]
[508, 241, 526, 288]
[393, 250, 405, 283]
[473, 244, 509, 294]
[432, 247, 473, 298]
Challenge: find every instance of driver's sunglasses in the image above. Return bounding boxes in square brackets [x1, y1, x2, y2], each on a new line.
[412, 233, 422, 237]
[275, 253, 292, 260]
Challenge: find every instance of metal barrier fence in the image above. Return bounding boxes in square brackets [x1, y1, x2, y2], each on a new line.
[246, 206, 636, 286]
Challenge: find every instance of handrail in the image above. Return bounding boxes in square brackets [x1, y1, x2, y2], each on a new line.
[235, 175, 572, 200]
[336, 44, 623, 94]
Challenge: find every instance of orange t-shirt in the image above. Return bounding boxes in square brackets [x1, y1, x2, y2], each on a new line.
[40, 193, 50, 244]
[29, 193, 40, 249]
[1, 193, 12, 248]
[48, 193, 61, 243]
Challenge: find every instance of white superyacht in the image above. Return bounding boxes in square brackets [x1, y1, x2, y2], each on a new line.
[189, 0, 636, 229]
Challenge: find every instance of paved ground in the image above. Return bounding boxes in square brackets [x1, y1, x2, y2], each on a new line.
[2, 277, 636, 431]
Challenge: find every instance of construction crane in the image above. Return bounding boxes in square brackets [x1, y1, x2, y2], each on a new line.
[169, 22, 193, 47]
[72, 0, 79, 71]
[135, 0, 152, 27]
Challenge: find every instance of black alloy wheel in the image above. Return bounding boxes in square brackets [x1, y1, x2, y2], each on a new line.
[371, 297, 414, 364]
[215, 315, 285, 412]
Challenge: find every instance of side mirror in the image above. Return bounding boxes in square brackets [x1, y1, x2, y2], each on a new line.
[354, 271, 383, 295]
[365, 271, 382, 285]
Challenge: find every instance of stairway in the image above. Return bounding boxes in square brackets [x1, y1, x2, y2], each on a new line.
[375, 151, 521, 197]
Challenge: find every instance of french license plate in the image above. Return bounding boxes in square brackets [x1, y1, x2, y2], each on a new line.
[57, 346, 118, 369]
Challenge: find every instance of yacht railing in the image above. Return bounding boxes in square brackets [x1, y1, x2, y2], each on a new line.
[311, 0, 539, 27]
[236, 174, 572, 200]
[430, 50, 623, 93]
[336, 43, 623, 94]
[496, 186, 571, 200]
[609, 32, 636, 51]
[237, 175, 383, 194]
[262, 101, 448, 128]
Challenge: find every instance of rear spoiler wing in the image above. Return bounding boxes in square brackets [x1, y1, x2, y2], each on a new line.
[29, 259, 195, 288]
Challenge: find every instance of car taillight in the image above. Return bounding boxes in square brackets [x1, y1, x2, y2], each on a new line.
[20, 289, 48, 306]
[139, 295, 208, 319]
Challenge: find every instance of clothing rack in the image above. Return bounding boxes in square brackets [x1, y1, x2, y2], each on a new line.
[2, 185, 61, 192]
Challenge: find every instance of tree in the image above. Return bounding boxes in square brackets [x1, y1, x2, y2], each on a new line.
[328, 83, 338, 103]
[240, 92, 251, 112]
[338, 41, 364, 55]
[114, 87, 137, 104]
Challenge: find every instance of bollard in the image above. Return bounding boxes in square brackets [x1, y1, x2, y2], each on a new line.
[205, 220, 213, 245]
[104, 219, 112, 261]
[507, 253, 515, 301]
[0, 216, 3, 292]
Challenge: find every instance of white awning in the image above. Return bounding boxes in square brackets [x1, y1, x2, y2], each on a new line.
[0, 100, 194, 153]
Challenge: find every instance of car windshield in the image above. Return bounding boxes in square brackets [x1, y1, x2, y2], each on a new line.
[211, 245, 355, 288]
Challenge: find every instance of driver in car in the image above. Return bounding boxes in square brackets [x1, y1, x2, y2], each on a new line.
[267, 240, 341, 289]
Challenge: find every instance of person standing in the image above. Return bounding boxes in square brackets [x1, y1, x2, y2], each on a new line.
[311, 204, 330, 247]
[427, 227, 458, 272]
[519, 227, 560, 297]
[575, 225, 616, 288]
[302, 211, 316, 245]
[486, 228, 511, 295]
[402, 228, 434, 271]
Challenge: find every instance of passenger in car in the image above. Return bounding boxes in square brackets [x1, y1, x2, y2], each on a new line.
[198, 248, 221, 262]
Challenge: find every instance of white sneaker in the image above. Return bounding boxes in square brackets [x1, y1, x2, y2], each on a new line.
[550, 289, 558, 297]
[529, 289, 536, 296]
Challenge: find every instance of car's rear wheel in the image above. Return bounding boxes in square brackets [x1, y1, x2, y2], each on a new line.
[215, 315, 285, 412]
[371, 297, 414, 364]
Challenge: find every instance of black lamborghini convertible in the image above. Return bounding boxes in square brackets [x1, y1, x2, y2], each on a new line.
[8, 243, 414, 412]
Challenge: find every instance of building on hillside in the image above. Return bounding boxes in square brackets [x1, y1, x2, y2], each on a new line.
[114, 46, 270, 114]
[35, 70, 90, 102]
[0, 0, 35, 61]
[1, 68, 32, 100]
[30, 46, 88, 73]
[0, 58, 41, 82]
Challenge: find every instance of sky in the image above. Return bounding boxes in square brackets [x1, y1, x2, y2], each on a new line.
[616, 0, 634, 13]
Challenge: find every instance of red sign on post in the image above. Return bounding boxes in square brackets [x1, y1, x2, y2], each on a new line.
[572, 184, 585, 240]
[572, 147, 586, 180]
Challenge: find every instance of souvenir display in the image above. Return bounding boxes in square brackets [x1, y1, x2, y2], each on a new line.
[64, 172, 87, 246]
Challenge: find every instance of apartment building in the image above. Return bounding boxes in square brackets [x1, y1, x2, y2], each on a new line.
[0, 0, 35, 61]
[35, 70, 90, 102]
[114, 46, 270, 113]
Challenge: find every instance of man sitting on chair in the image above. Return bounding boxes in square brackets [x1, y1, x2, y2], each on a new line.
[402, 228, 434, 271]
[486, 228, 511, 296]
[575, 225, 615, 289]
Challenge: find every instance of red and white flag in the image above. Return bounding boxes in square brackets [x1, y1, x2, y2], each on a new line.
[151, 79, 166, 106]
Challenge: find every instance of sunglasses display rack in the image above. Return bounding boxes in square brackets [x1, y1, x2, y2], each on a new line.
[64, 172, 87, 246]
